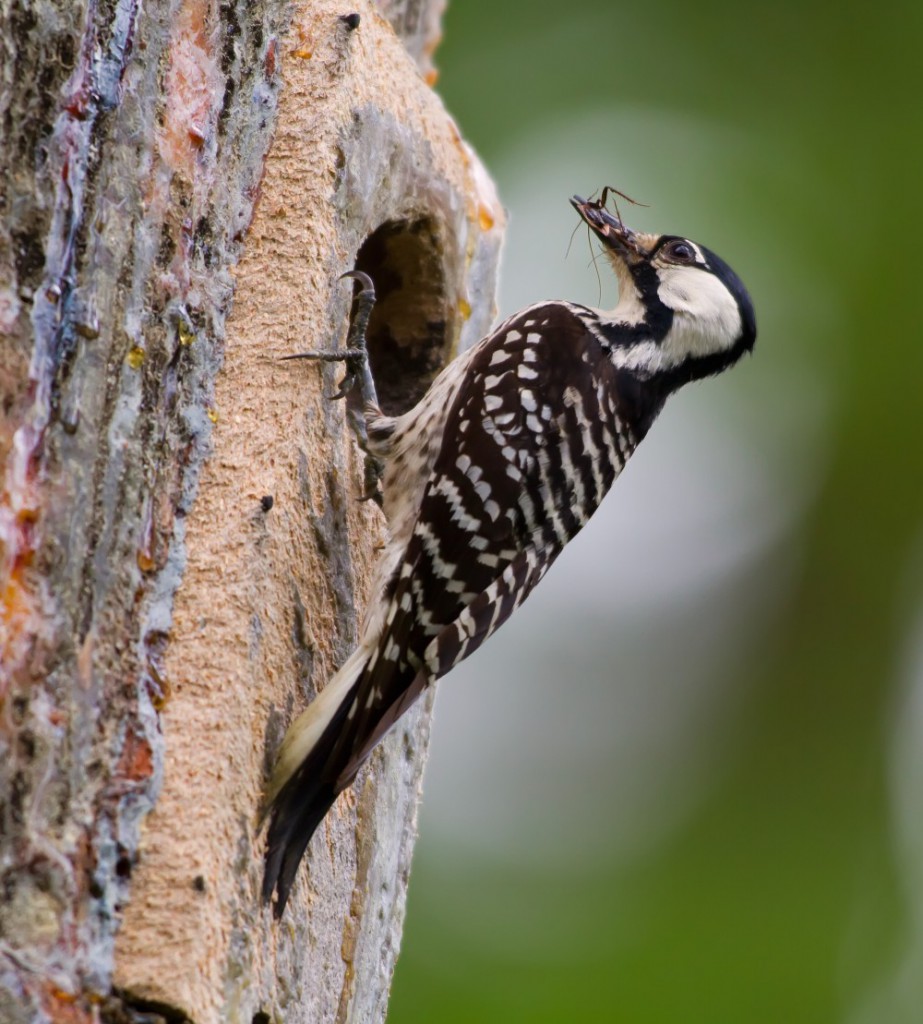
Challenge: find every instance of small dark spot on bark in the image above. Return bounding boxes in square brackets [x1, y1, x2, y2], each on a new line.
[17, 729, 36, 759]
[157, 229, 176, 269]
[260, 494, 274, 512]
[89, 878, 105, 899]
[115, 853, 133, 878]
[220, 12, 239, 77]
[252, 1013, 271, 1024]
[217, 78, 237, 136]
[10, 771, 26, 824]
[249, 9, 265, 52]
[58, 33, 76, 71]
[192, 874, 206, 892]
[340, 12, 360, 30]
[10, 3, 37, 35]
[11, 696, 28, 723]
[221, 0, 241, 38]
[194, 216, 216, 267]
[333, 145, 346, 185]
[12, 225, 47, 285]
[310, 516, 331, 559]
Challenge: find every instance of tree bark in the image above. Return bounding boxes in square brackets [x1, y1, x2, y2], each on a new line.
[0, 1, 503, 1021]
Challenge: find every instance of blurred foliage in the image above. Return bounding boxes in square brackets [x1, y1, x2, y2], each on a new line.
[388, 2, 923, 1022]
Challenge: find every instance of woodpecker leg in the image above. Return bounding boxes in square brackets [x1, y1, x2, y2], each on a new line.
[281, 271, 384, 506]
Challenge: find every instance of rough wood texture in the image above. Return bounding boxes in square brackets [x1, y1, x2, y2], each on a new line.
[0, 0, 503, 1021]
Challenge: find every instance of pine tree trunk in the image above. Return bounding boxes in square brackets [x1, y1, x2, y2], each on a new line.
[0, 1, 503, 1020]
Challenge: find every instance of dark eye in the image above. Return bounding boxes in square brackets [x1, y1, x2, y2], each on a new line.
[667, 241, 696, 263]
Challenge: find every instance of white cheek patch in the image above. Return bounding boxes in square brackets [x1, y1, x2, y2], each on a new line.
[657, 266, 742, 366]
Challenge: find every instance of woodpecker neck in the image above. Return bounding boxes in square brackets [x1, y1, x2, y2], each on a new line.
[601, 258, 674, 343]
[605, 321, 753, 443]
[611, 366, 668, 442]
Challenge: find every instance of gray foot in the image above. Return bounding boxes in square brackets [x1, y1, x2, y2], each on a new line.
[282, 271, 384, 506]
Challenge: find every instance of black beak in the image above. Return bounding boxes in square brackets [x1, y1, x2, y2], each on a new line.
[571, 195, 643, 261]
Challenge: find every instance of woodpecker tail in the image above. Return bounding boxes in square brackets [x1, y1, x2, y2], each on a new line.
[262, 646, 369, 916]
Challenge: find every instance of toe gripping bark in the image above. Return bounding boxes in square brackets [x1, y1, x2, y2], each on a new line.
[282, 271, 385, 505]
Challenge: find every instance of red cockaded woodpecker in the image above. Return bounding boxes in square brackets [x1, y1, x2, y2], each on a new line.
[263, 194, 756, 916]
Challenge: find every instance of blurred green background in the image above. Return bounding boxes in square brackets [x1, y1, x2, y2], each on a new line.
[389, 2, 923, 1022]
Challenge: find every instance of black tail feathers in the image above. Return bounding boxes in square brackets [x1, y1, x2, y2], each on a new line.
[262, 683, 359, 917]
[262, 775, 339, 917]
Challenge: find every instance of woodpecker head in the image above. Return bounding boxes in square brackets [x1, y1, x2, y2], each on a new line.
[571, 195, 756, 388]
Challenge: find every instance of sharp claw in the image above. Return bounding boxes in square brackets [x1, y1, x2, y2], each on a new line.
[279, 348, 366, 363]
[357, 487, 385, 508]
[339, 270, 376, 298]
[284, 269, 383, 505]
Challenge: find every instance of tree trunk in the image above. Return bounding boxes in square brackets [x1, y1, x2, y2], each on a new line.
[0, 1, 503, 1021]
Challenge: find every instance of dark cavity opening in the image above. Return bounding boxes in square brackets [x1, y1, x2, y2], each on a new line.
[352, 218, 449, 417]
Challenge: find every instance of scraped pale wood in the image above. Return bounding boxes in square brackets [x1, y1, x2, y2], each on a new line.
[0, 1, 503, 1021]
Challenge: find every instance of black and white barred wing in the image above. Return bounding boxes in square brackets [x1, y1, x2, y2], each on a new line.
[341, 302, 630, 776]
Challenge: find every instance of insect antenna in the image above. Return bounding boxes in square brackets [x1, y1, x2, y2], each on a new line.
[598, 184, 649, 226]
